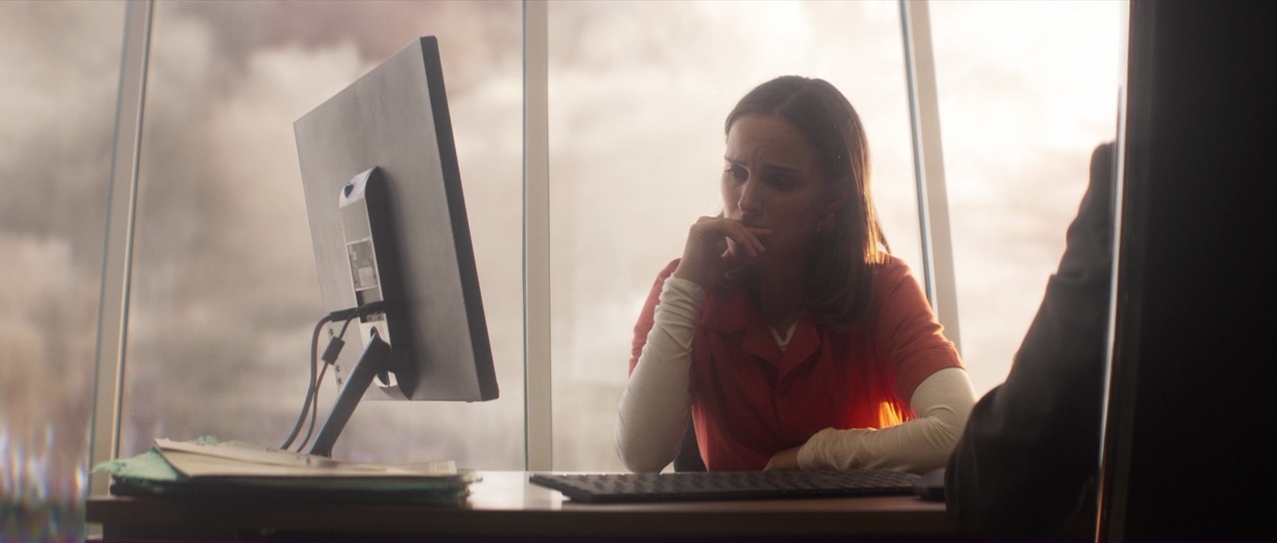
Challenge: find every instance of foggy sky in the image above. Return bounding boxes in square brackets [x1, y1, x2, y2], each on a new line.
[1, 0, 1122, 475]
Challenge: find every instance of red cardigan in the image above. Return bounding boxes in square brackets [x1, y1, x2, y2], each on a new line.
[629, 256, 962, 470]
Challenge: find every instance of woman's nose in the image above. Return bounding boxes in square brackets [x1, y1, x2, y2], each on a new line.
[737, 177, 763, 214]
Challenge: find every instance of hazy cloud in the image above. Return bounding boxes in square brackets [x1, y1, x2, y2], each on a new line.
[3, 0, 1122, 474]
[170, 0, 521, 97]
[0, 2, 125, 487]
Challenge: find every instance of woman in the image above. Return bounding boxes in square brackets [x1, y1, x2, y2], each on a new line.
[615, 76, 975, 473]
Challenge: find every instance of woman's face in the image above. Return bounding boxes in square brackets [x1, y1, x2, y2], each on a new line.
[722, 114, 841, 262]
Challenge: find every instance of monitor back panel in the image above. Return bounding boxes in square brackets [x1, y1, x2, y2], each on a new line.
[294, 37, 496, 402]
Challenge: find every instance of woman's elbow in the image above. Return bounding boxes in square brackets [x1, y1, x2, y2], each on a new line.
[614, 419, 677, 473]
[616, 443, 673, 473]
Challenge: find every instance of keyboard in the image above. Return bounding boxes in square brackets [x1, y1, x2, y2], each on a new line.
[529, 469, 919, 503]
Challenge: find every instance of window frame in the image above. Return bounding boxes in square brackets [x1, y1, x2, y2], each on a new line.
[87, 0, 959, 487]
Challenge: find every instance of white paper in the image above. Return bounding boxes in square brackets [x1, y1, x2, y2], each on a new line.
[155, 438, 460, 479]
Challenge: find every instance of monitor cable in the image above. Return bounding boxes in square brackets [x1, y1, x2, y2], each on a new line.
[281, 302, 385, 452]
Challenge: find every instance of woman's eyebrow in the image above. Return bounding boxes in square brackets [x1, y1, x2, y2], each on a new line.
[762, 164, 803, 175]
[723, 156, 803, 174]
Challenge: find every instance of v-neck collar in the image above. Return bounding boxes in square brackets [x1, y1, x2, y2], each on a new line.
[701, 287, 821, 380]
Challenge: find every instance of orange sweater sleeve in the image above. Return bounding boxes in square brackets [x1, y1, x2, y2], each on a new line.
[872, 256, 964, 402]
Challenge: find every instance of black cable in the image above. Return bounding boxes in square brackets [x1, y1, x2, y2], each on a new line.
[281, 302, 386, 452]
[296, 316, 355, 452]
[280, 313, 333, 450]
[295, 363, 330, 453]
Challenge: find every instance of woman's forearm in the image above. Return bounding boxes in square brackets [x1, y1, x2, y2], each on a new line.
[797, 367, 975, 473]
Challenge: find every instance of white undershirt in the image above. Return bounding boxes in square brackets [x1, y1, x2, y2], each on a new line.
[770, 323, 797, 352]
[615, 276, 975, 473]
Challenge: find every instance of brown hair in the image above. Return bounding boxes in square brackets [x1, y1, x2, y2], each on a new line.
[724, 75, 889, 329]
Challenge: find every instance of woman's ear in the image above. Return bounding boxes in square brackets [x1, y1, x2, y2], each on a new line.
[817, 184, 849, 233]
[824, 183, 850, 216]
[817, 213, 836, 233]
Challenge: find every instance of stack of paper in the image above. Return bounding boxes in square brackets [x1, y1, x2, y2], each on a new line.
[94, 438, 473, 505]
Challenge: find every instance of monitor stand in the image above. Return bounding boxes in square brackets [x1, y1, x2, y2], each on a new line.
[309, 327, 392, 457]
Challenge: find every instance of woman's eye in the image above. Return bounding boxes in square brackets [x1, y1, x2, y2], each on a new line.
[767, 176, 795, 189]
[725, 166, 747, 180]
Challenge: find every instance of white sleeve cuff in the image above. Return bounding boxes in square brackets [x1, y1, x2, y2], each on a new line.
[796, 367, 975, 473]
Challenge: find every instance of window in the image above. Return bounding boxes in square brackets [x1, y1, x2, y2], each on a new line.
[547, 0, 923, 470]
[928, 0, 1123, 396]
[0, 0, 126, 538]
[121, 0, 525, 467]
[0, 12, 1127, 533]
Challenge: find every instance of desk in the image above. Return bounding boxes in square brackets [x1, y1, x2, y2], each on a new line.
[87, 471, 956, 541]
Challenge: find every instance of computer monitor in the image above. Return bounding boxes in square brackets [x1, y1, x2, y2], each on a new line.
[293, 36, 498, 457]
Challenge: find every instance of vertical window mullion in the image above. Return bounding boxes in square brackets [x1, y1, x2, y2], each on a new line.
[900, 0, 962, 354]
[523, 0, 553, 471]
[88, 0, 153, 497]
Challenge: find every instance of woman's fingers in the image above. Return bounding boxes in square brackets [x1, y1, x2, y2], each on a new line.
[722, 225, 769, 260]
[690, 216, 769, 263]
[677, 217, 768, 287]
[725, 225, 770, 259]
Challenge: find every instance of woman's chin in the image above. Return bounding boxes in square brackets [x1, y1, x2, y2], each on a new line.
[728, 257, 757, 269]
[736, 252, 770, 268]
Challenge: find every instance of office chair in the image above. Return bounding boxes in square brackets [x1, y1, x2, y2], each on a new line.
[673, 420, 706, 472]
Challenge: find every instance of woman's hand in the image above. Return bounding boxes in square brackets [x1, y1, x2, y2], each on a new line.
[764, 447, 802, 470]
[673, 216, 770, 288]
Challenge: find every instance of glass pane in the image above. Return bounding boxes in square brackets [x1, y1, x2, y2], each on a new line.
[929, 0, 1124, 396]
[548, 0, 923, 470]
[0, 0, 125, 539]
[122, 1, 524, 468]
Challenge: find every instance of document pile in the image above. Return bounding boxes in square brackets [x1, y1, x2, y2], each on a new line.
[94, 437, 473, 505]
